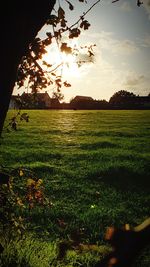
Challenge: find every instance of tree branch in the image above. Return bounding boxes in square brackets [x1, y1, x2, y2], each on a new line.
[69, 0, 101, 30]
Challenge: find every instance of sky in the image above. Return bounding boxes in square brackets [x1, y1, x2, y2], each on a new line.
[14, 0, 150, 102]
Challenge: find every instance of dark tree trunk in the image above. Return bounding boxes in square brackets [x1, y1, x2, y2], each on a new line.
[0, 0, 56, 136]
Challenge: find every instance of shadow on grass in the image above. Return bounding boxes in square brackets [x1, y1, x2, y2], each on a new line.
[86, 166, 150, 191]
[80, 141, 119, 150]
[104, 166, 150, 190]
[83, 131, 139, 138]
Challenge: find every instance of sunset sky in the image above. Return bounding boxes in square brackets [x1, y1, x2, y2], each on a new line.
[14, 0, 150, 102]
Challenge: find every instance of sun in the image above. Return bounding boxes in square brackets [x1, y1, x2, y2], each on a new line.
[61, 52, 80, 77]
[42, 45, 80, 78]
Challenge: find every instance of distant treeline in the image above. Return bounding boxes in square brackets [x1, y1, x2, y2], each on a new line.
[10, 90, 150, 110]
[65, 91, 150, 110]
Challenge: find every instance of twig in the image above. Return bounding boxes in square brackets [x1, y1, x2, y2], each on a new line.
[69, 0, 101, 30]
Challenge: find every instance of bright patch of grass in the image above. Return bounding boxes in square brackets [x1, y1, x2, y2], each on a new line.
[0, 234, 111, 267]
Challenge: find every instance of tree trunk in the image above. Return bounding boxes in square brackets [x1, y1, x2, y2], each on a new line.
[0, 0, 56, 136]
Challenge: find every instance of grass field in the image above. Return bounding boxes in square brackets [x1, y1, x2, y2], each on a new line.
[1, 110, 150, 266]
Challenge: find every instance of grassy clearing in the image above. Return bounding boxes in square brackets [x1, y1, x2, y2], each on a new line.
[1, 110, 150, 266]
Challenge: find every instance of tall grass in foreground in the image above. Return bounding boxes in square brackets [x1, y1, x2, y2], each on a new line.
[0, 231, 111, 267]
[0, 234, 149, 267]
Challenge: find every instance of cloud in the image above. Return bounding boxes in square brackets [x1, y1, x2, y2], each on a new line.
[55, 50, 150, 101]
[96, 31, 139, 55]
[120, 2, 132, 12]
[113, 39, 139, 54]
[143, 0, 150, 18]
[124, 74, 145, 87]
[141, 34, 150, 47]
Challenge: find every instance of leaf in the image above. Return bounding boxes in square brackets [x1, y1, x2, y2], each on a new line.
[55, 78, 62, 88]
[35, 179, 43, 189]
[37, 179, 43, 186]
[112, 0, 119, 3]
[42, 61, 52, 68]
[58, 6, 65, 19]
[60, 43, 72, 54]
[47, 15, 59, 26]
[88, 50, 94, 57]
[14, 221, 19, 227]
[54, 30, 61, 39]
[66, 0, 74, 10]
[12, 121, 17, 131]
[80, 20, 91, 30]
[137, 0, 143, 7]
[26, 178, 36, 187]
[61, 18, 67, 28]
[69, 28, 81, 39]
[20, 113, 29, 122]
[19, 170, 24, 177]
[17, 197, 24, 207]
[27, 194, 33, 201]
[64, 81, 71, 87]
[34, 190, 42, 200]
[46, 32, 52, 38]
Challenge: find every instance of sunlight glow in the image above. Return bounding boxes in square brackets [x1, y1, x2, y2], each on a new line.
[43, 45, 80, 78]
[61, 53, 80, 77]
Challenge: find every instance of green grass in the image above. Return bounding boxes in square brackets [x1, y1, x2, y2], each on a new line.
[0, 110, 150, 266]
[0, 234, 111, 267]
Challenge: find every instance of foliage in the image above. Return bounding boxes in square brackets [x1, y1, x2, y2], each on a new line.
[109, 90, 136, 105]
[0, 167, 47, 242]
[110, 90, 136, 100]
[14, 0, 143, 100]
[3, 110, 29, 132]
[16, 0, 99, 99]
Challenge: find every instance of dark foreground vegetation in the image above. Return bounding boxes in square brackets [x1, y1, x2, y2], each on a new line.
[0, 110, 150, 266]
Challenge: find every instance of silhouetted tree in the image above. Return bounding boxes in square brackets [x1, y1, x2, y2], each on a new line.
[0, 0, 142, 136]
[109, 90, 136, 108]
[0, 0, 101, 136]
[0, 0, 56, 136]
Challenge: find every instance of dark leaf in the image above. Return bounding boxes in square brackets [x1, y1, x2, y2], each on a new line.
[69, 28, 81, 39]
[67, 1, 74, 10]
[58, 6, 65, 19]
[64, 81, 71, 87]
[60, 43, 72, 54]
[88, 50, 94, 57]
[46, 15, 59, 26]
[80, 20, 91, 30]
[61, 19, 67, 28]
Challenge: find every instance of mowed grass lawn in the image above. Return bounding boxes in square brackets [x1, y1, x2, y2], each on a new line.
[1, 110, 150, 266]
[1, 110, 150, 236]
